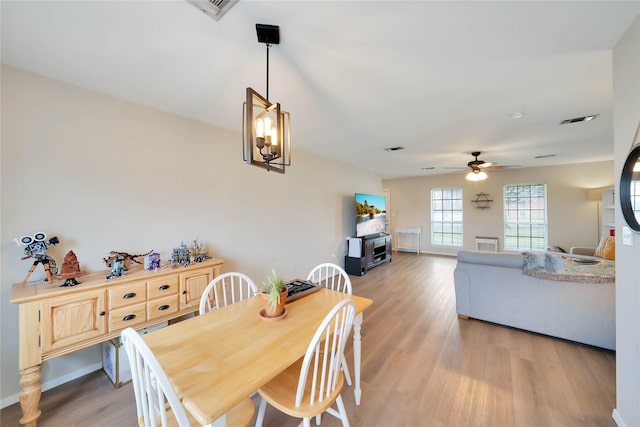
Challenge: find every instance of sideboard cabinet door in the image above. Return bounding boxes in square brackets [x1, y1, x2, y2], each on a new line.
[41, 290, 106, 353]
[179, 267, 214, 310]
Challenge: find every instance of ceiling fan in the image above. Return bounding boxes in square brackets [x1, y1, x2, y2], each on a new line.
[448, 151, 520, 181]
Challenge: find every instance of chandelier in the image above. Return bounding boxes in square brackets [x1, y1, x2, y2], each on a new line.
[242, 24, 291, 173]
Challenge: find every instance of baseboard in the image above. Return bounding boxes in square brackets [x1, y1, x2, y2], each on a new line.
[420, 250, 457, 257]
[0, 362, 103, 409]
[612, 408, 627, 427]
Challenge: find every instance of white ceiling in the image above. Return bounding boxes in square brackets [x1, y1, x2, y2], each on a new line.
[2, 1, 639, 179]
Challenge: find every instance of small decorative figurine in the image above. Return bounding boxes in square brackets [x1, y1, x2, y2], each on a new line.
[14, 232, 60, 284]
[171, 240, 210, 266]
[171, 242, 191, 266]
[57, 250, 83, 287]
[144, 252, 161, 271]
[103, 250, 152, 279]
[190, 239, 211, 263]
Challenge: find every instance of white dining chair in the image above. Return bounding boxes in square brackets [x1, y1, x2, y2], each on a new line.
[254, 299, 357, 427]
[120, 327, 255, 427]
[199, 272, 258, 315]
[307, 263, 353, 388]
[306, 263, 352, 294]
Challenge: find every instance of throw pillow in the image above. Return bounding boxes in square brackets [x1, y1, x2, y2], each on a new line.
[594, 234, 609, 258]
[602, 237, 615, 260]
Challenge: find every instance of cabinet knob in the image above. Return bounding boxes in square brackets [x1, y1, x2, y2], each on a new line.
[182, 290, 187, 295]
[122, 314, 136, 321]
[159, 285, 170, 291]
[159, 305, 170, 311]
[99, 311, 105, 316]
[123, 292, 136, 299]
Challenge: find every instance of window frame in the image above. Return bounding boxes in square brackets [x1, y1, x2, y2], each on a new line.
[430, 187, 463, 247]
[503, 183, 548, 251]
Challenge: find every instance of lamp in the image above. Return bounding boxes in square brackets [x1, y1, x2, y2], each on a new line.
[242, 24, 291, 173]
[466, 167, 488, 181]
[587, 187, 606, 243]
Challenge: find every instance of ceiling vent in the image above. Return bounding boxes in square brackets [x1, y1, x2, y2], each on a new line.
[559, 114, 598, 125]
[385, 146, 404, 152]
[186, 0, 238, 21]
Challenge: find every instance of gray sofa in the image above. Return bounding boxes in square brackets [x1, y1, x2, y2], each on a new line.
[454, 250, 615, 350]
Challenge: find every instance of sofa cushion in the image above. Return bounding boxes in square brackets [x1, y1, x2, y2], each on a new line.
[594, 234, 609, 257]
[602, 237, 615, 260]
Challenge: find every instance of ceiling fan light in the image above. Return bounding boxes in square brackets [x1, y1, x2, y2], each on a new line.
[466, 170, 488, 181]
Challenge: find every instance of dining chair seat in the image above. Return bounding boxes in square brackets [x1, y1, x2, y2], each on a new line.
[257, 358, 346, 418]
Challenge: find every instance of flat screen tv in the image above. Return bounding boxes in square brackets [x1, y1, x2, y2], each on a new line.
[355, 193, 387, 238]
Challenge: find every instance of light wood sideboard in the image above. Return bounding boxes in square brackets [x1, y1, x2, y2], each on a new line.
[10, 258, 224, 427]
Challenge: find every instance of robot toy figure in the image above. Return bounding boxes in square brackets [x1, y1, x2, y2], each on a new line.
[15, 232, 60, 284]
[103, 250, 152, 279]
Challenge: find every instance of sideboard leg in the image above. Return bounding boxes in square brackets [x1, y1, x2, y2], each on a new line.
[19, 365, 42, 427]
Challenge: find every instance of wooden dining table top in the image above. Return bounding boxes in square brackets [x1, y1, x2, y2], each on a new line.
[143, 288, 373, 425]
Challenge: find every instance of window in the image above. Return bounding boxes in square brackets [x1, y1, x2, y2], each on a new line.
[504, 184, 547, 250]
[431, 187, 463, 246]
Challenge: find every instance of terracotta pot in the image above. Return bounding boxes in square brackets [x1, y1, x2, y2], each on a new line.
[260, 289, 288, 317]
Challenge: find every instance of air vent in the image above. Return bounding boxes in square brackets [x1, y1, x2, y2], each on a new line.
[535, 154, 556, 159]
[186, 0, 238, 21]
[559, 114, 598, 125]
[385, 146, 404, 152]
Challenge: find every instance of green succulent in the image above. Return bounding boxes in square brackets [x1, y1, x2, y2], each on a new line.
[261, 268, 286, 312]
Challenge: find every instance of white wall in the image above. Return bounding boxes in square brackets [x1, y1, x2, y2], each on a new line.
[0, 65, 382, 405]
[612, 15, 640, 427]
[383, 161, 613, 255]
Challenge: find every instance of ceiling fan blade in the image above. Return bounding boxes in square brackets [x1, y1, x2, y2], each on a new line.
[485, 164, 521, 170]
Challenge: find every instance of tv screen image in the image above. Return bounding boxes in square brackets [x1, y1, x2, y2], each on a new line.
[355, 193, 387, 237]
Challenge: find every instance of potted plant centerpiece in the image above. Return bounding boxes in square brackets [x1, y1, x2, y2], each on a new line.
[259, 268, 288, 319]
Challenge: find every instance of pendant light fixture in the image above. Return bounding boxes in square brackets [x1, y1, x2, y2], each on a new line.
[242, 24, 291, 173]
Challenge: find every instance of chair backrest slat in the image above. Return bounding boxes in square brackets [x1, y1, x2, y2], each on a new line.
[199, 272, 258, 314]
[306, 263, 352, 294]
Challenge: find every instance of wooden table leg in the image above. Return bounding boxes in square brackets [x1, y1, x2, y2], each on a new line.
[19, 365, 42, 427]
[353, 312, 363, 405]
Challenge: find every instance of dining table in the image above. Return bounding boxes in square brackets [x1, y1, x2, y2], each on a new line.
[143, 287, 373, 426]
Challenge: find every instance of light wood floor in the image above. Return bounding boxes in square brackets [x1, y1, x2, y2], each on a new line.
[1, 253, 616, 426]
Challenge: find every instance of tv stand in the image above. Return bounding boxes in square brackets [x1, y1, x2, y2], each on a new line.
[345, 234, 392, 276]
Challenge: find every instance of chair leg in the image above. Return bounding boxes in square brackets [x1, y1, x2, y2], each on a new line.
[341, 355, 352, 386]
[315, 414, 321, 425]
[303, 417, 311, 427]
[255, 397, 268, 427]
[335, 395, 351, 427]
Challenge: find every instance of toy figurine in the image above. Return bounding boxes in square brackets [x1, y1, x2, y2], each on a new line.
[57, 250, 83, 287]
[171, 242, 191, 265]
[190, 239, 211, 263]
[171, 240, 211, 266]
[144, 252, 161, 271]
[105, 253, 126, 279]
[14, 232, 60, 284]
[103, 250, 152, 279]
